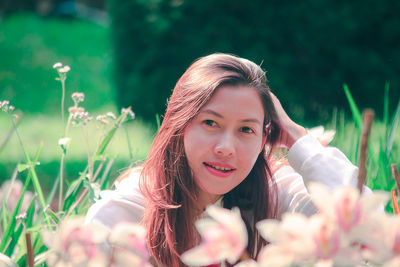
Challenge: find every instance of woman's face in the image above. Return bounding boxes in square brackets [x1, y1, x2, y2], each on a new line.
[184, 85, 266, 205]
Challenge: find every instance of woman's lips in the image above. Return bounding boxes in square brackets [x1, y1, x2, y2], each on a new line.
[203, 162, 236, 178]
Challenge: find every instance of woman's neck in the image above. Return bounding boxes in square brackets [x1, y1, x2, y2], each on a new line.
[197, 190, 222, 212]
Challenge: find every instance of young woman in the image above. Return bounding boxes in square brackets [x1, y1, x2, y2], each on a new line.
[86, 53, 367, 266]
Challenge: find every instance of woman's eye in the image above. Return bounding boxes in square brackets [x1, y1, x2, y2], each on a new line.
[203, 120, 217, 127]
[241, 126, 254, 134]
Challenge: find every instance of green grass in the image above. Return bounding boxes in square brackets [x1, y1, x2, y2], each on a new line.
[0, 12, 115, 114]
[0, 112, 155, 190]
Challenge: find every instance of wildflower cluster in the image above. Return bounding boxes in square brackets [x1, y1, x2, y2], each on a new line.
[0, 100, 15, 113]
[96, 112, 117, 125]
[53, 62, 71, 79]
[68, 93, 92, 126]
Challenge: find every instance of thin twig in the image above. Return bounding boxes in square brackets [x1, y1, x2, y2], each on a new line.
[0, 110, 23, 152]
[25, 232, 34, 267]
[357, 109, 374, 193]
[392, 189, 400, 214]
[65, 188, 88, 218]
[392, 164, 400, 198]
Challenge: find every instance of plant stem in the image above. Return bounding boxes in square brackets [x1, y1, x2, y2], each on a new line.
[392, 189, 399, 214]
[357, 109, 374, 193]
[59, 114, 72, 211]
[61, 78, 66, 126]
[82, 126, 93, 179]
[7, 113, 51, 227]
[25, 232, 34, 267]
[392, 164, 400, 197]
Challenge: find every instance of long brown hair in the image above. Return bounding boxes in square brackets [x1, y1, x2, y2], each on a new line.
[140, 53, 281, 266]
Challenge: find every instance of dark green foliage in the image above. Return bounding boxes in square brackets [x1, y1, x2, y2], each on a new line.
[110, 0, 400, 122]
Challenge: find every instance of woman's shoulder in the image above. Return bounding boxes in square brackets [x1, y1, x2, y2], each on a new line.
[85, 167, 146, 230]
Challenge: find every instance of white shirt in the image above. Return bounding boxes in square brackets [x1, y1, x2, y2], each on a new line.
[86, 134, 368, 229]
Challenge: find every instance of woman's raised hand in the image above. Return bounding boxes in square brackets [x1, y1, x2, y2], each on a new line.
[269, 92, 307, 149]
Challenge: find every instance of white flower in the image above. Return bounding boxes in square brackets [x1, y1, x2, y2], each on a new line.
[181, 205, 248, 266]
[71, 92, 85, 104]
[53, 62, 63, 69]
[59, 65, 71, 73]
[58, 137, 71, 153]
[106, 112, 116, 120]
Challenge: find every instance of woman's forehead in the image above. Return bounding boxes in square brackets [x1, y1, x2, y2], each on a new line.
[199, 85, 265, 122]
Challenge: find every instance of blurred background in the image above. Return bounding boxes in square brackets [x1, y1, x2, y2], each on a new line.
[1, 0, 399, 188]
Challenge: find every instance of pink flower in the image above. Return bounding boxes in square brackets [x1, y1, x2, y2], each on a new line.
[181, 205, 248, 266]
[0, 179, 33, 213]
[257, 213, 314, 266]
[108, 222, 152, 267]
[257, 212, 361, 266]
[310, 216, 341, 260]
[308, 183, 388, 235]
[42, 217, 109, 266]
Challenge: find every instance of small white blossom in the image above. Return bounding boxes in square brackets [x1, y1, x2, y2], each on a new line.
[59, 65, 71, 73]
[71, 92, 85, 104]
[53, 62, 62, 69]
[58, 137, 71, 153]
[96, 115, 109, 125]
[106, 112, 116, 120]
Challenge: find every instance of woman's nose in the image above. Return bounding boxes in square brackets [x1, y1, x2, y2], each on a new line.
[214, 133, 235, 158]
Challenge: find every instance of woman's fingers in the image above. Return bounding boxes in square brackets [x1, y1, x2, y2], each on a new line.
[269, 92, 307, 148]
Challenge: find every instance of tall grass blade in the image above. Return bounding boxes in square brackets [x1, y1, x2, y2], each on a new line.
[383, 82, 390, 129]
[4, 222, 23, 256]
[62, 172, 86, 212]
[46, 174, 60, 206]
[0, 146, 42, 252]
[100, 158, 115, 190]
[343, 84, 386, 187]
[95, 108, 130, 157]
[343, 84, 362, 129]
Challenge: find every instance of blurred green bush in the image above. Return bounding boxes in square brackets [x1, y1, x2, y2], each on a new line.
[0, 13, 115, 114]
[110, 0, 400, 123]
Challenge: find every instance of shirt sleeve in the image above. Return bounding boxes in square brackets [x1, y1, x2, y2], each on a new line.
[85, 172, 145, 230]
[274, 134, 371, 219]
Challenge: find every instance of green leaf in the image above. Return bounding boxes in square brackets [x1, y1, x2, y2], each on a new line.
[62, 176, 84, 212]
[17, 164, 30, 172]
[343, 84, 362, 129]
[26, 197, 36, 229]
[95, 107, 131, 156]
[46, 208, 60, 224]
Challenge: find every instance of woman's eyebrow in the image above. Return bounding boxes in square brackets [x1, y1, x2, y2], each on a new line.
[200, 109, 262, 125]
